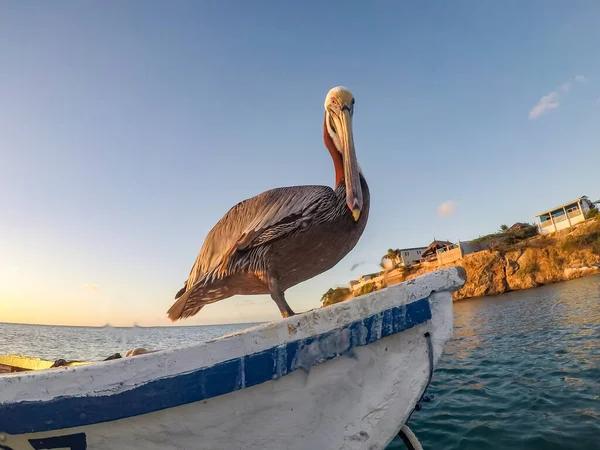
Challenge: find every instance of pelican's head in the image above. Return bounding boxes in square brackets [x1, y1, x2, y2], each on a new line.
[324, 86, 362, 221]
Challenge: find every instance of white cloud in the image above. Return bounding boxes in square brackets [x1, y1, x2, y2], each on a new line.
[82, 283, 100, 292]
[437, 201, 456, 217]
[528, 75, 588, 120]
[560, 82, 572, 91]
[529, 92, 559, 120]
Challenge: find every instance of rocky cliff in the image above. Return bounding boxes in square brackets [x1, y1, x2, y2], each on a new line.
[380, 218, 600, 301]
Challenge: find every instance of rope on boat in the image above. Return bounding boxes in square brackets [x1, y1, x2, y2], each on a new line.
[397, 424, 424, 450]
[397, 332, 434, 449]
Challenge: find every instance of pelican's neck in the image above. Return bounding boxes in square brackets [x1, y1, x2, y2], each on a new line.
[323, 113, 344, 187]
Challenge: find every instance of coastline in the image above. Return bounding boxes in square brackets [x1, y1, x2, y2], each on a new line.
[326, 216, 600, 306]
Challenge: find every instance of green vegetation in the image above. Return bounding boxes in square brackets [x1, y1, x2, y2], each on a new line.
[398, 264, 416, 276]
[321, 287, 351, 307]
[560, 215, 600, 255]
[561, 230, 600, 256]
[471, 232, 503, 246]
[382, 248, 401, 268]
[586, 207, 599, 220]
[503, 224, 539, 245]
[357, 283, 376, 296]
[386, 248, 399, 259]
[472, 223, 539, 248]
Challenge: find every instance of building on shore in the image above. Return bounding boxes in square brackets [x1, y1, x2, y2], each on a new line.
[420, 239, 488, 266]
[382, 247, 427, 269]
[534, 196, 595, 235]
[398, 247, 427, 266]
[420, 240, 455, 263]
[508, 222, 530, 232]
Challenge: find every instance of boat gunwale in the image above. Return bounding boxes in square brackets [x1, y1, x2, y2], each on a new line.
[0, 267, 466, 436]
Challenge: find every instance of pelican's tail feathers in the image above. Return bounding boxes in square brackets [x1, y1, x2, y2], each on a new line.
[167, 281, 231, 322]
[174, 282, 187, 299]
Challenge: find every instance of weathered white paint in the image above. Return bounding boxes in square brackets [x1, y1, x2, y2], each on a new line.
[0, 267, 466, 450]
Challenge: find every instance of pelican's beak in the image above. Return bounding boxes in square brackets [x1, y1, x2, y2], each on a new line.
[338, 107, 363, 221]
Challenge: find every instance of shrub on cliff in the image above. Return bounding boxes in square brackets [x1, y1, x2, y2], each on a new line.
[321, 287, 351, 307]
[471, 232, 504, 246]
[504, 223, 539, 245]
[561, 230, 600, 255]
[399, 264, 415, 274]
[357, 283, 377, 297]
[586, 207, 599, 220]
[475, 223, 539, 250]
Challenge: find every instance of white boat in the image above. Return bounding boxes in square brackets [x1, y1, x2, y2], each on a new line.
[0, 267, 465, 450]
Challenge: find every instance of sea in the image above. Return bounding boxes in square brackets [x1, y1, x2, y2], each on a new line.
[1, 274, 599, 450]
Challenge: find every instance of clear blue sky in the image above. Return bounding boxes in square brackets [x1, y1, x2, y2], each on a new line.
[1, 2, 599, 326]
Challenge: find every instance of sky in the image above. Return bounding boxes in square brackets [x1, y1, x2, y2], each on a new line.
[1, 2, 599, 327]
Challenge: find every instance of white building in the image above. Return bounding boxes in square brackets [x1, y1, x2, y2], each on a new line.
[399, 247, 427, 265]
[383, 247, 427, 267]
[381, 246, 428, 270]
[534, 197, 595, 235]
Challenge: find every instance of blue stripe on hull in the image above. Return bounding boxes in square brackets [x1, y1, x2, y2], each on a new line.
[1, 297, 431, 435]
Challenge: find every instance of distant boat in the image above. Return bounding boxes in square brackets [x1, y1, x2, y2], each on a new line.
[0, 267, 466, 450]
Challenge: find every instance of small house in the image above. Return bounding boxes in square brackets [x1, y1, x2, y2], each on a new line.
[420, 240, 454, 262]
[508, 222, 530, 232]
[382, 247, 427, 268]
[535, 196, 595, 235]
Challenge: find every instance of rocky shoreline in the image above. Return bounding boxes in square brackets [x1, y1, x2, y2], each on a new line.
[321, 217, 600, 307]
[379, 217, 600, 301]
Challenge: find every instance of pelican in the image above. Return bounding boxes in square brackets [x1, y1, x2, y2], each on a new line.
[167, 86, 370, 321]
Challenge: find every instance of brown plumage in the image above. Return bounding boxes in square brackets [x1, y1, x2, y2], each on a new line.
[167, 86, 369, 321]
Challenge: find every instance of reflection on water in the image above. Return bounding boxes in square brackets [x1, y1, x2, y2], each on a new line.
[388, 274, 600, 450]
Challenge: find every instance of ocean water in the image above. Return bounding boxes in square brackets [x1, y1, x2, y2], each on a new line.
[1, 275, 599, 449]
[390, 274, 600, 450]
[0, 322, 260, 361]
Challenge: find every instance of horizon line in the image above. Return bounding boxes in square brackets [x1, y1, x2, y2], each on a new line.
[0, 320, 266, 329]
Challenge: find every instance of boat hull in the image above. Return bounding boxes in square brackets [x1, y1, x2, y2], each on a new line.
[0, 267, 465, 450]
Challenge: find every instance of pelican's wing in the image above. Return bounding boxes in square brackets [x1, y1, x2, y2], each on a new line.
[184, 185, 336, 289]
